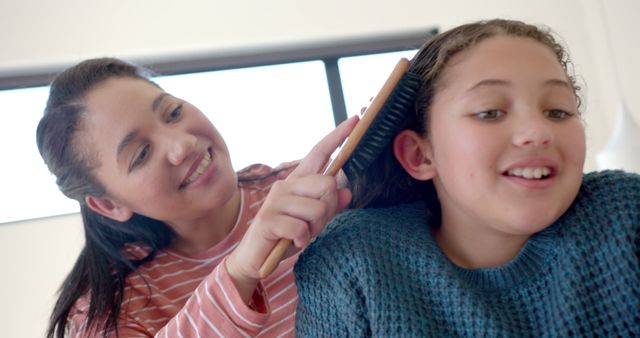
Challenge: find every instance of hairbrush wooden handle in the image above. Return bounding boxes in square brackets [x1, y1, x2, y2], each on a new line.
[323, 58, 410, 177]
[257, 58, 410, 279]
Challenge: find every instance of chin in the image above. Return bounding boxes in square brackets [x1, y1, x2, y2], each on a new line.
[212, 174, 238, 203]
[505, 209, 563, 235]
[511, 222, 552, 236]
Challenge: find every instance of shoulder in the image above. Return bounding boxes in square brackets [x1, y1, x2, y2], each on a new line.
[237, 162, 298, 190]
[237, 161, 299, 176]
[581, 169, 640, 192]
[560, 170, 640, 236]
[576, 170, 640, 208]
[296, 202, 435, 276]
[322, 202, 431, 241]
[326, 202, 430, 235]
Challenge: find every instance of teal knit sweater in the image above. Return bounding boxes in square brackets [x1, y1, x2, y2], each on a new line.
[294, 170, 640, 337]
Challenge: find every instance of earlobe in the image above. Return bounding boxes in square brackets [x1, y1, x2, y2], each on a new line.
[85, 195, 133, 222]
[393, 130, 437, 181]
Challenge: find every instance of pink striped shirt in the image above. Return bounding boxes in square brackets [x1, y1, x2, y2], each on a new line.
[69, 164, 299, 337]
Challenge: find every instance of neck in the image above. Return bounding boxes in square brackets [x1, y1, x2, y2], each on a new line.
[170, 187, 242, 254]
[433, 219, 529, 269]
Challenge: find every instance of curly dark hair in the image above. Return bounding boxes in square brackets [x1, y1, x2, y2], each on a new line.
[348, 18, 581, 222]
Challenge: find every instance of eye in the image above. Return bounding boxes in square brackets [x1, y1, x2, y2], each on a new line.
[475, 109, 504, 121]
[543, 109, 571, 120]
[129, 144, 150, 171]
[166, 104, 183, 123]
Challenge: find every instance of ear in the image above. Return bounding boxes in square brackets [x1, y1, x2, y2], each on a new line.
[85, 195, 133, 222]
[393, 129, 437, 181]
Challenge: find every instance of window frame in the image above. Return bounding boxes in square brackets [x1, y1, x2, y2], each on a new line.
[0, 28, 436, 125]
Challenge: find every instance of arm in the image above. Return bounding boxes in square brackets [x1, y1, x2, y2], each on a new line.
[155, 261, 272, 337]
[225, 115, 359, 300]
[159, 116, 360, 336]
[68, 261, 273, 337]
[70, 117, 360, 337]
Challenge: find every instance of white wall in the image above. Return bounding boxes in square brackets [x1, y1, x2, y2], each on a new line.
[0, 0, 638, 337]
[0, 214, 83, 338]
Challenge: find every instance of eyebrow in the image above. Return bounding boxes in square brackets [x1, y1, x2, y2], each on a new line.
[543, 78, 573, 90]
[152, 93, 170, 112]
[467, 79, 509, 92]
[467, 78, 573, 92]
[116, 93, 168, 159]
[116, 129, 139, 159]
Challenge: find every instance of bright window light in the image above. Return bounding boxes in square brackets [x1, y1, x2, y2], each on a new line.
[0, 86, 80, 223]
[1, 52, 420, 224]
[339, 50, 418, 118]
[0, 61, 334, 224]
[154, 61, 335, 171]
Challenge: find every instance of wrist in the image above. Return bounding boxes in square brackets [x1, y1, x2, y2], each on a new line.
[225, 255, 260, 304]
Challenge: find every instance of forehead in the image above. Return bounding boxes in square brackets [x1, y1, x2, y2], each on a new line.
[81, 77, 164, 134]
[77, 77, 163, 159]
[84, 77, 161, 120]
[439, 36, 566, 87]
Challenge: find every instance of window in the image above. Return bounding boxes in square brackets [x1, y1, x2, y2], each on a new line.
[0, 86, 79, 222]
[339, 50, 418, 118]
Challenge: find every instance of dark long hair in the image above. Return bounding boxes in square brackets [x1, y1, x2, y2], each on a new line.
[348, 18, 581, 220]
[37, 58, 288, 337]
[37, 58, 176, 338]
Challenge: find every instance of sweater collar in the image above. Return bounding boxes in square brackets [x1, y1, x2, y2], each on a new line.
[419, 203, 561, 292]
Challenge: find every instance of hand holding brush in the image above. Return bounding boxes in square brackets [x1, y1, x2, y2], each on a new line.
[258, 57, 420, 278]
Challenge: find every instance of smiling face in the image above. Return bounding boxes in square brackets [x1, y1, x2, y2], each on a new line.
[78, 77, 238, 227]
[422, 36, 585, 238]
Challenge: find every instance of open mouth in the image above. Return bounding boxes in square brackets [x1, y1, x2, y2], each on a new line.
[179, 148, 212, 189]
[504, 167, 553, 180]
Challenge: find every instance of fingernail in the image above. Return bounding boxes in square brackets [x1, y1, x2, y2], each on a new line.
[340, 115, 357, 125]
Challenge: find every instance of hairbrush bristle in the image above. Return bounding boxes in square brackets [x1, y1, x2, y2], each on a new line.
[343, 72, 421, 180]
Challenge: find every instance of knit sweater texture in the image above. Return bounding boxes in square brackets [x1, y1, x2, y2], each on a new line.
[294, 170, 640, 337]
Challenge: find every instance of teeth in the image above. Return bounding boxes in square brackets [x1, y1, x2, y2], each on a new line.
[508, 167, 550, 179]
[183, 151, 212, 186]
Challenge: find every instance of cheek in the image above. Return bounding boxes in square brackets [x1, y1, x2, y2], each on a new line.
[562, 123, 586, 166]
[123, 161, 174, 200]
[434, 127, 500, 171]
[144, 170, 173, 194]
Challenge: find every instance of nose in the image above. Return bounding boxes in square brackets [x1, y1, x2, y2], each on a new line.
[166, 131, 197, 166]
[512, 114, 553, 148]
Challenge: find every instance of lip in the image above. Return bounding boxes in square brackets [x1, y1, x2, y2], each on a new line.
[501, 156, 558, 190]
[179, 147, 215, 190]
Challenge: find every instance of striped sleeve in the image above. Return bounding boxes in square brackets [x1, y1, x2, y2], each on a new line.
[68, 303, 150, 338]
[67, 163, 298, 337]
[155, 258, 270, 337]
[68, 260, 272, 338]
